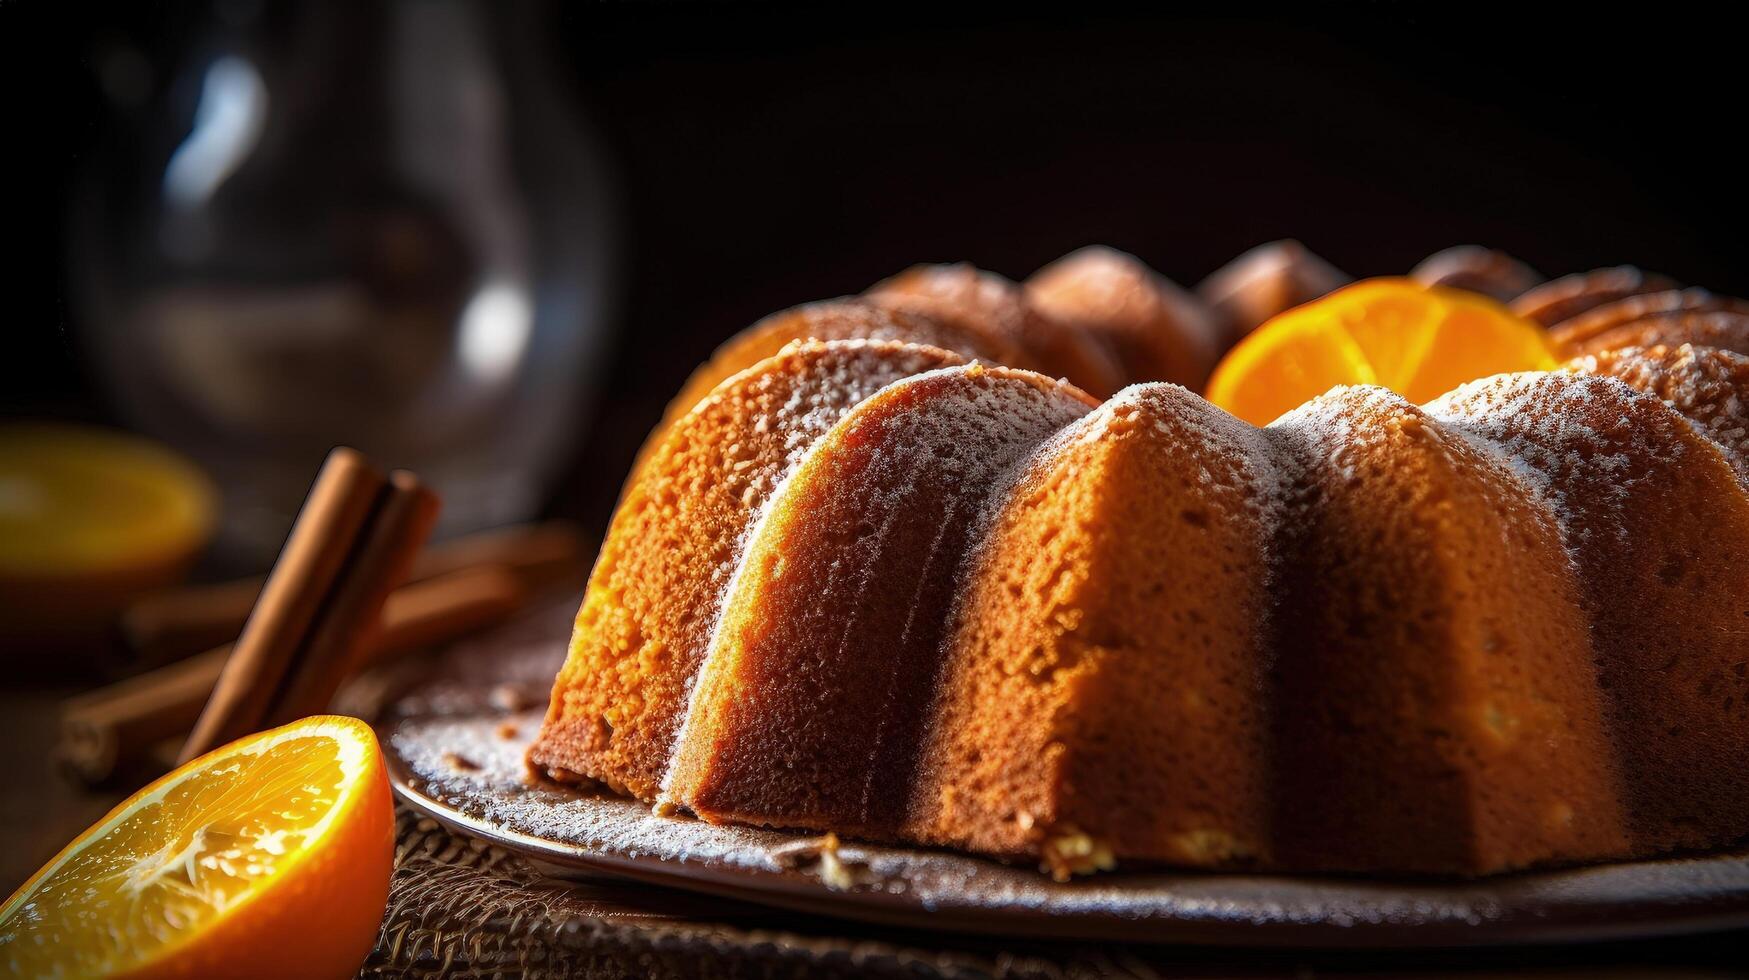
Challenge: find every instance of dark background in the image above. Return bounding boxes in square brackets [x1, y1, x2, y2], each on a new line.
[6, 1, 1746, 536]
[4, 7, 1749, 960]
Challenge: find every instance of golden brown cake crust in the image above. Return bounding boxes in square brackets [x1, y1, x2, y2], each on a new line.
[648, 299, 1020, 460]
[1431, 373, 1749, 855]
[1025, 246, 1225, 391]
[1510, 266, 1679, 329]
[868, 263, 1128, 398]
[527, 340, 965, 798]
[1568, 344, 1749, 485]
[906, 384, 1278, 868]
[1195, 240, 1351, 344]
[1562, 310, 1749, 360]
[1410, 245, 1545, 302]
[1548, 288, 1749, 356]
[1266, 387, 1627, 874]
[533, 249, 1749, 879]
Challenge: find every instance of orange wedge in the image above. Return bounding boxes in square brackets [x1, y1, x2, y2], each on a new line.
[2, 716, 393, 980]
[1205, 278, 1559, 426]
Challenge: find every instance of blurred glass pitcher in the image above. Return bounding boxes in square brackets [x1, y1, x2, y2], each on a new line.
[73, 0, 617, 566]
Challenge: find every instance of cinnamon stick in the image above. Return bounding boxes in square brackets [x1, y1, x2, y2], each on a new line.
[118, 521, 587, 670]
[269, 470, 439, 728]
[409, 520, 587, 589]
[61, 564, 525, 784]
[58, 647, 231, 785]
[116, 578, 263, 669]
[179, 449, 387, 763]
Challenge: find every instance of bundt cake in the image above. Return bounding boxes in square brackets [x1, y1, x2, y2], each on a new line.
[529, 245, 1749, 878]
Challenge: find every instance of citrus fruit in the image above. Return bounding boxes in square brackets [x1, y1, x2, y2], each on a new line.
[0, 424, 217, 648]
[0, 424, 216, 579]
[1205, 278, 1559, 426]
[2, 716, 393, 979]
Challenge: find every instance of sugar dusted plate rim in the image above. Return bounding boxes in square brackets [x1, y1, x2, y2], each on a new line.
[380, 706, 1749, 949]
[358, 602, 1749, 949]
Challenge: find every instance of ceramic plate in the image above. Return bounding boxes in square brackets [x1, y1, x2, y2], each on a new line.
[365, 606, 1749, 948]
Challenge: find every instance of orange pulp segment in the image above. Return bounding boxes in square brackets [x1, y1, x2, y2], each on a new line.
[1205, 278, 1559, 426]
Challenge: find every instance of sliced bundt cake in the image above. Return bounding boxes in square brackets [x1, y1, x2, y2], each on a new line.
[531, 247, 1749, 878]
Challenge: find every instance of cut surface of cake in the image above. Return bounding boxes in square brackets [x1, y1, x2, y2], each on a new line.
[665, 364, 1096, 835]
[531, 247, 1749, 878]
[527, 340, 965, 797]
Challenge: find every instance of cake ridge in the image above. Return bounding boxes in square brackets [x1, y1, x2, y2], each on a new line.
[1262, 385, 1629, 872]
[1565, 344, 1749, 486]
[1428, 372, 1692, 548]
[1430, 370, 1749, 853]
[904, 381, 1291, 869]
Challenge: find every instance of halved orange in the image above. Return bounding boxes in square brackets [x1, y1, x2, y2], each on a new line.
[0, 424, 218, 647]
[0, 423, 216, 580]
[2, 716, 393, 980]
[1205, 278, 1560, 426]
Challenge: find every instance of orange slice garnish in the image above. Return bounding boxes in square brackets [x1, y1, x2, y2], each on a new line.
[1205, 278, 1559, 426]
[2, 716, 393, 980]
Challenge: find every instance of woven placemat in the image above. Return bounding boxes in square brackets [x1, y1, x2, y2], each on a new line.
[364, 805, 1168, 979]
[362, 805, 1749, 979]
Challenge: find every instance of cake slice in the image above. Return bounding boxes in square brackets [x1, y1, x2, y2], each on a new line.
[527, 340, 964, 797]
[663, 364, 1097, 835]
[906, 383, 1278, 872]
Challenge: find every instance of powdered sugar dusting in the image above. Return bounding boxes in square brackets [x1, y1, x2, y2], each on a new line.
[1070, 382, 1288, 525]
[1568, 344, 1749, 486]
[1269, 384, 1412, 483]
[665, 362, 1095, 816]
[700, 340, 963, 518]
[1429, 372, 1686, 549]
